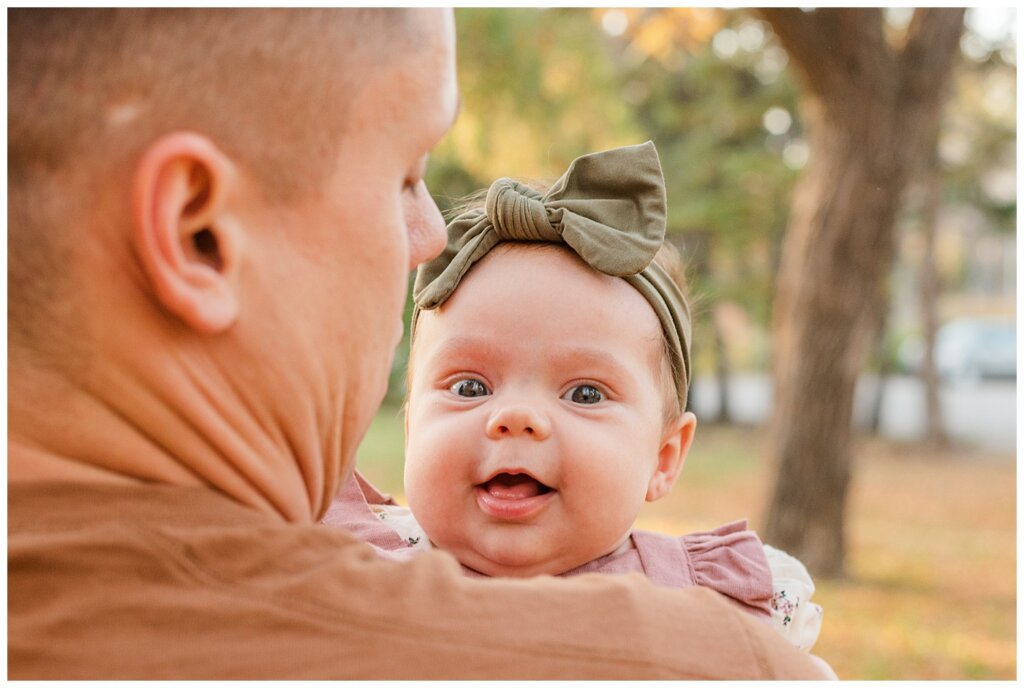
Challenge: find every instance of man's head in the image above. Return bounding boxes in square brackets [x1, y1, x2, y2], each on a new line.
[10, 9, 451, 354]
[8, 9, 459, 520]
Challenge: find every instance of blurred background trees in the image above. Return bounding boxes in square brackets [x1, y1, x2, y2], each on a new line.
[388, 7, 1015, 577]
[755, 8, 965, 577]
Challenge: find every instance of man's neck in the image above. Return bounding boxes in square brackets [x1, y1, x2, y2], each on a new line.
[8, 442, 145, 486]
[8, 353, 320, 524]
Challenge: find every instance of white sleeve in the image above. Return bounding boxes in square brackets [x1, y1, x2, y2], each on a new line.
[762, 544, 823, 652]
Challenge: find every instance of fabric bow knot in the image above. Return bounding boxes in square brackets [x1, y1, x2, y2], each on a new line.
[484, 179, 559, 243]
[412, 141, 692, 410]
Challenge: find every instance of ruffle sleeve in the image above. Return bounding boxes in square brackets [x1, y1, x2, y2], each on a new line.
[630, 520, 773, 620]
[680, 519, 774, 620]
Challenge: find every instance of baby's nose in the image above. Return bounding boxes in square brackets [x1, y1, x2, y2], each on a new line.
[486, 405, 551, 440]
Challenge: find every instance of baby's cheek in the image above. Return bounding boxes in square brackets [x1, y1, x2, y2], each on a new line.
[403, 440, 441, 500]
[406, 479, 464, 554]
[404, 447, 458, 537]
[403, 463, 441, 535]
[577, 461, 649, 526]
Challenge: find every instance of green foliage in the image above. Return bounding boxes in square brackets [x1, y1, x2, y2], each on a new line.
[941, 46, 1016, 237]
[426, 8, 644, 210]
[620, 14, 801, 334]
[355, 402, 406, 494]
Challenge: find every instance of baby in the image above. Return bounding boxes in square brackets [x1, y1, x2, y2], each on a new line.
[327, 142, 829, 668]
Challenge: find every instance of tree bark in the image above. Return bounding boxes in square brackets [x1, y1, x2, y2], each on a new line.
[757, 8, 964, 577]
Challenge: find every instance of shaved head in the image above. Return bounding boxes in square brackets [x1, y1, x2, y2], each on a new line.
[9, 8, 420, 195]
[8, 8, 423, 361]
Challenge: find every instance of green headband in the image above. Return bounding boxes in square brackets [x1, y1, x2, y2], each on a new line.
[412, 141, 691, 410]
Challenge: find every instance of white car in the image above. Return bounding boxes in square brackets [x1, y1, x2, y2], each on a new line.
[899, 318, 1016, 382]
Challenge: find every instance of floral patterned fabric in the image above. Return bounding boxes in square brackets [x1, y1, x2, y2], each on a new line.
[764, 545, 824, 652]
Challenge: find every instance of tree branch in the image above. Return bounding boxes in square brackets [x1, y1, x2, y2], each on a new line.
[898, 8, 966, 99]
[757, 9, 836, 96]
[759, 8, 891, 102]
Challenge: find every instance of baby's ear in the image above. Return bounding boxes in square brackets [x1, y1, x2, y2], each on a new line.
[646, 412, 697, 502]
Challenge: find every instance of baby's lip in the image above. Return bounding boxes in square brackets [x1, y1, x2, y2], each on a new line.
[476, 468, 552, 490]
[474, 470, 556, 521]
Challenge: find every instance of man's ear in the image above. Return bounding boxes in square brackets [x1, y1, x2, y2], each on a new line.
[131, 131, 243, 334]
[646, 411, 697, 502]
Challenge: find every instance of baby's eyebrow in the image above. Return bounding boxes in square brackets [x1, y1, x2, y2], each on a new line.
[425, 335, 502, 363]
[546, 347, 632, 380]
[424, 338, 629, 376]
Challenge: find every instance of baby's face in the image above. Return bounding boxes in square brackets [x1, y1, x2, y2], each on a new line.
[404, 245, 690, 577]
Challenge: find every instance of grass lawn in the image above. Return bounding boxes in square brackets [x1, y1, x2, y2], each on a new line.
[354, 402, 1016, 680]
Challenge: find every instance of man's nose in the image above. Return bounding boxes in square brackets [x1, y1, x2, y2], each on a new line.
[486, 404, 552, 440]
[405, 181, 447, 271]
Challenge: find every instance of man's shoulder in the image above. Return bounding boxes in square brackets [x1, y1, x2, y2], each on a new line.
[9, 481, 821, 680]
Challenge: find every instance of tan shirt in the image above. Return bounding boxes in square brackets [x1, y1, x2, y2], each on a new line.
[8, 482, 824, 679]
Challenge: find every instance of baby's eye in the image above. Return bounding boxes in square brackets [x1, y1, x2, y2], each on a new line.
[563, 384, 604, 405]
[450, 378, 491, 398]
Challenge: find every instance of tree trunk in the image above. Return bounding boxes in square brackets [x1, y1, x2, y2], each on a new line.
[757, 8, 964, 577]
[918, 148, 950, 447]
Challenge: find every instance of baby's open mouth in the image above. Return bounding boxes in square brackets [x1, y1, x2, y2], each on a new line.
[478, 472, 554, 500]
[475, 471, 556, 521]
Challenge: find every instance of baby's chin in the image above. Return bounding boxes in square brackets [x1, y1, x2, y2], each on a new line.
[464, 555, 568, 579]
[453, 535, 632, 579]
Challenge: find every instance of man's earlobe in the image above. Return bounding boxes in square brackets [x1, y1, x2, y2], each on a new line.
[131, 132, 242, 334]
[646, 411, 697, 502]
